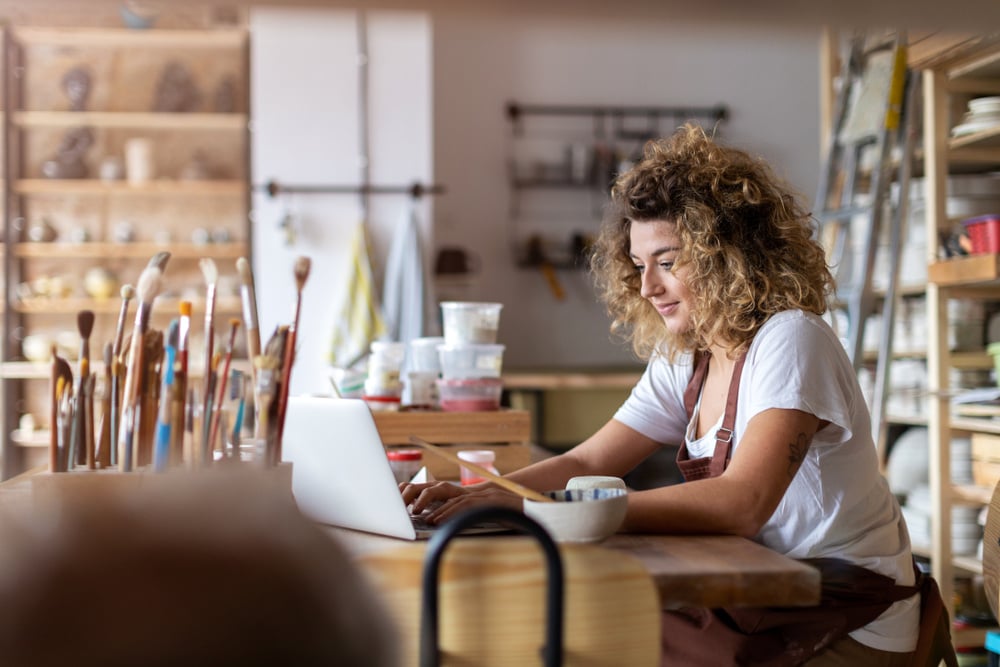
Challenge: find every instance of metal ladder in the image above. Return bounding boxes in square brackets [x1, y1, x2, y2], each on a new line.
[814, 31, 919, 458]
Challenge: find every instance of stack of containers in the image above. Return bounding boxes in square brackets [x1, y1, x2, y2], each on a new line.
[362, 341, 406, 411]
[437, 302, 505, 411]
[404, 336, 445, 409]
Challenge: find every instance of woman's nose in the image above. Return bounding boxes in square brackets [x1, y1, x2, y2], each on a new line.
[639, 267, 662, 299]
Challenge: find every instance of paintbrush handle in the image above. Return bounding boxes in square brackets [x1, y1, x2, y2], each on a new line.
[273, 329, 296, 460]
[408, 436, 554, 503]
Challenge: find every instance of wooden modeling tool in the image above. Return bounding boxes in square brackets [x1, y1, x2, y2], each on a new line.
[236, 257, 261, 381]
[274, 256, 311, 459]
[118, 266, 163, 472]
[408, 436, 555, 503]
[76, 310, 95, 468]
[199, 257, 218, 460]
[208, 318, 240, 457]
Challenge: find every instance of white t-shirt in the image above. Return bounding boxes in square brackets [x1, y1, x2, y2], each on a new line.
[614, 310, 919, 652]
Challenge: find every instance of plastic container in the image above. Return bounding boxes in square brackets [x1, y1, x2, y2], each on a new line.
[404, 371, 439, 408]
[457, 449, 499, 486]
[408, 336, 445, 373]
[387, 449, 423, 484]
[440, 302, 503, 344]
[989, 342, 1000, 387]
[365, 341, 406, 404]
[962, 214, 1000, 254]
[437, 343, 505, 379]
[437, 377, 503, 412]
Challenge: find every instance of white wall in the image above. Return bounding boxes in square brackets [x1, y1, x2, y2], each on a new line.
[250, 7, 433, 395]
[249, 6, 821, 383]
[432, 12, 822, 368]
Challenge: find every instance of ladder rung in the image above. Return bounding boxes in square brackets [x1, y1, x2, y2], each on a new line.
[817, 205, 875, 221]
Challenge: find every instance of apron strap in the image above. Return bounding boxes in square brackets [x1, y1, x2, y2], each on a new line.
[681, 348, 749, 477]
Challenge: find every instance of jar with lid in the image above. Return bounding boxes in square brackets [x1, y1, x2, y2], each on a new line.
[386, 449, 423, 484]
[457, 449, 499, 486]
[364, 341, 406, 410]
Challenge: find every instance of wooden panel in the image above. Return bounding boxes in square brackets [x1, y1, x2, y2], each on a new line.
[372, 409, 531, 445]
[361, 539, 661, 667]
[928, 254, 1000, 285]
[385, 442, 530, 480]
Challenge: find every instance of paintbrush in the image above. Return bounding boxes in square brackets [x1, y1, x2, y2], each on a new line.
[154, 320, 178, 472]
[236, 257, 261, 382]
[118, 266, 163, 472]
[200, 353, 219, 465]
[75, 310, 95, 468]
[96, 342, 113, 468]
[274, 256, 311, 458]
[49, 346, 73, 473]
[208, 318, 240, 459]
[259, 326, 287, 465]
[147, 250, 171, 272]
[137, 330, 163, 468]
[199, 257, 218, 460]
[172, 302, 191, 467]
[109, 284, 135, 468]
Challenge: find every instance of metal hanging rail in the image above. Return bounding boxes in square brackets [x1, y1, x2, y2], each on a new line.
[506, 101, 728, 121]
[257, 180, 445, 199]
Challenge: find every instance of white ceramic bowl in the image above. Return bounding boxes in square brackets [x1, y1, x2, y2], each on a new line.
[523, 488, 628, 543]
[566, 475, 627, 492]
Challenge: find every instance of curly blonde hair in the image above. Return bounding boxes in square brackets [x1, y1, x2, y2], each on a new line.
[590, 124, 833, 361]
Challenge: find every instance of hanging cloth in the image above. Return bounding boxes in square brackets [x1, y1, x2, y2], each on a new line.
[329, 221, 386, 367]
[382, 200, 430, 344]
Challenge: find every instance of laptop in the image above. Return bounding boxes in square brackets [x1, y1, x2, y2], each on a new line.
[281, 396, 503, 540]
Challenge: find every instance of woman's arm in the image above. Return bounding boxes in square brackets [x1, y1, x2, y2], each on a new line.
[402, 419, 663, 522]
[624, 407, 823, 537]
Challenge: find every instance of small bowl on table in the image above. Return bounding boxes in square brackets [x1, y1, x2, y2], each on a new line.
[523, 487, 628, 543]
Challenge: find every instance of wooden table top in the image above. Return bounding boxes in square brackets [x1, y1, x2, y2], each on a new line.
[331, 527, 821, 610]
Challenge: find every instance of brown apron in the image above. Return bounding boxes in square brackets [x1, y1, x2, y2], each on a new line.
[662, 350, 920, 666]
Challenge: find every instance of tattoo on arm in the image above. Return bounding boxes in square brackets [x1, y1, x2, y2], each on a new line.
[787, 433, 809, 479]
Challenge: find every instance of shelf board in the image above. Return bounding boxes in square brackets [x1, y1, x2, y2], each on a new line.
[13, 111, 247, 131]
[910, 543, 986, 574]
[13, 296, 242, 315]
[928, 254, 1000, 286]
[13, 27, 247, 49]
[950, 415, 1000, 435]
[949, 125, 1000, 151]
[952, 484, 994, 505]
[14, 241, 247, 260]
[886, 414, 928, 426]
[15, 179, 247, 196]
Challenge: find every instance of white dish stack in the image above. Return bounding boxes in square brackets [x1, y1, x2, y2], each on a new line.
[437, 302, 505, 411]
[952, 95, 1000, 137]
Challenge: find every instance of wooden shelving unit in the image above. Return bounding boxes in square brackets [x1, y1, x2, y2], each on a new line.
[0, 23, 251, 478]
[919, 36, 1000, 619]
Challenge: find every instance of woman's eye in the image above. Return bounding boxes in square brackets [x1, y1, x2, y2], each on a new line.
[659, 261, 674, 271]
[633, 264, 644, 273]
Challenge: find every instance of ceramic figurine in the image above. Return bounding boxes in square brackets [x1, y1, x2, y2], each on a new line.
[62, 67, 92, 111]
[153, 62, 201, 112]
[40, 127, 94, 179]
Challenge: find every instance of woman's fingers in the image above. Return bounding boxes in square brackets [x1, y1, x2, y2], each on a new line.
[423, 488, 522, 524]
[401, 481, 465, 513]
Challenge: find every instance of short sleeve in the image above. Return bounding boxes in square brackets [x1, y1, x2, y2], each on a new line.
[742, 313, 862, 446]
[613, 353, 692, 445]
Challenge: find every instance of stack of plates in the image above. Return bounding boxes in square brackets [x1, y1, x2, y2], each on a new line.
[952, 96, 1000, 137]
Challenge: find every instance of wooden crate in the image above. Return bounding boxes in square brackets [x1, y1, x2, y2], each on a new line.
[971, 433, 1000, 488]
[373, 410, 531, 480]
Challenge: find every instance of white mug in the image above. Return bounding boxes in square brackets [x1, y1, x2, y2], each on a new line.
[124, 138, 154, 184]
[566, 475, 626, 492]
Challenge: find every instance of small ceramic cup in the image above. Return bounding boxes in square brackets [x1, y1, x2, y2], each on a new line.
[566, 475, 627, 492]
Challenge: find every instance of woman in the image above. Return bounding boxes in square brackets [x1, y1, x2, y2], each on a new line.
[402, 125, 919, 665]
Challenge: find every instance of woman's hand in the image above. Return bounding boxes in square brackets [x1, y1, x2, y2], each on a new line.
[400, 481, 522, 525]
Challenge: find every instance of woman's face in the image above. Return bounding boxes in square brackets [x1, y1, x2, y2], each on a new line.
[629, 219, 692, 335]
